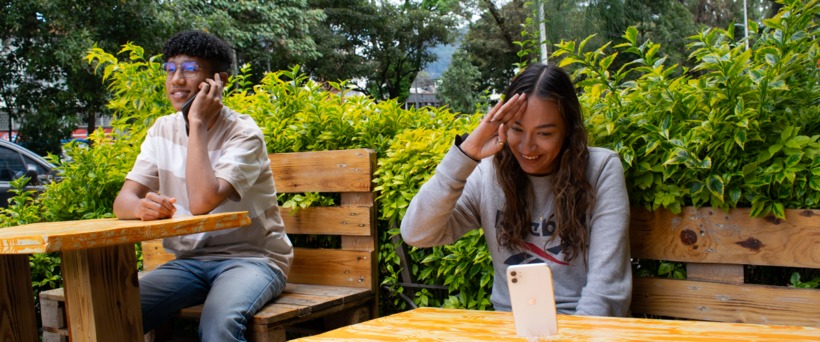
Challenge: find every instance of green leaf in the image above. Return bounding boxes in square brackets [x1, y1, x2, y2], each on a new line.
[658, 262, 673, 276]
[768, 144, 783, 156]
[772, 202, 785, 219]
[707, 175, 725, 199]
[734, 130, 747, 149]
[622, 26, 639, 45]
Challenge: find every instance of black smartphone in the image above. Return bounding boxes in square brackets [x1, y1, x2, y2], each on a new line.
[181, 95, 196, 135]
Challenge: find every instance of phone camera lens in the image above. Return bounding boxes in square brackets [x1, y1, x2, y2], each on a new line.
[511, 278, 517, 283]
[510, 271, 517, 276]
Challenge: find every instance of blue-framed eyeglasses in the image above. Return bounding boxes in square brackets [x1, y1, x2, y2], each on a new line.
[162, 61, 201, 78]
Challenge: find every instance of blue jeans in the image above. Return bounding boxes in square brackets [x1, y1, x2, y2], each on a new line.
[139, 258, 286, 342]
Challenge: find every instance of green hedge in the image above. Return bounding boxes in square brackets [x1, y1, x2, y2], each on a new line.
[555, 0, 819, 217]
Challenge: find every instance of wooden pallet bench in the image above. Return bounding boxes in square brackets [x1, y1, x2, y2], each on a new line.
[629, 206, 820, 326]
[40, 148, 378, 341]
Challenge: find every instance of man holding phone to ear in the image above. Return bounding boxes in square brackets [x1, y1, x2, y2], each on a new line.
[113, 30, 292, 341]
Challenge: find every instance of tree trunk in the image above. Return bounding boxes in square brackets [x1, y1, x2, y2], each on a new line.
[86, 112, 96, 139]
[696, 0, 709, 24]
[482, 0, 516, 51]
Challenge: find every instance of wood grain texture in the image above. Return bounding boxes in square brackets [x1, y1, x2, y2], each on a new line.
[178, 283, 371, 324]
[339, 191, 378, 303]
[0, 212, 250, 254]
[631, 277, 820, 326]
[280, 205, 372, 236]
[293, 307, 820, 342]
[289, 248, 375, 289]
[630, 207, 820, 268]
[270, 149, 374, 193]
[0, 254, 38, 342]
[686, 263, 744, 283]
[140, 239, 174, 272]
[62, 244, 142, 341]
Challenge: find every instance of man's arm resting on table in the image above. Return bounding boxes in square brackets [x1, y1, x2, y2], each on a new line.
[113, 180, 177, 221]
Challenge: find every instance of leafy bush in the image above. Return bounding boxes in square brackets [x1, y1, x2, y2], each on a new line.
[553, 0, 819, 218]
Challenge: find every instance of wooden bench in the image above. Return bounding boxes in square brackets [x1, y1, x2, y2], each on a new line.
[40, 148, 378, 341]
[629, 206, 820, 326]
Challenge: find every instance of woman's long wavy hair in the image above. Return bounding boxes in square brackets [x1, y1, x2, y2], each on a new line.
[493, 64, 594, 262]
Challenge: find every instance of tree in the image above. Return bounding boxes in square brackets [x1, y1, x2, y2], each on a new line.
[462, 0, 531, 95]
[437, 49, 483, 114]
[301, 1, 456, 102]
[2, 0, 327, 156]
[585, 0, 700, 71]
[162, 0, 325, 79]
[0, 0, 54, 145]
[683, 0, 778, 29]
[1, 0, 168, 155]
[362, 2, 455, 101]
[302, 0, 378, 83]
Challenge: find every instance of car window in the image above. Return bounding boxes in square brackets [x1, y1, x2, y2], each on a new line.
[23, 155, 50, 175]
[0, 146, 26, 181]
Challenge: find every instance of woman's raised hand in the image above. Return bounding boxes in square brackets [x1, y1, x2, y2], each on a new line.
[459, 93, 528, 160]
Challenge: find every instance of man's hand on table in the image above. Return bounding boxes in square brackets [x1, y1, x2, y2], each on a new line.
[139, 192, 177, 221]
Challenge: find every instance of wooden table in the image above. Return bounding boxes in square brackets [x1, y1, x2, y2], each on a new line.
[0, 212, 250, 342]
[293, 307, 820, 341]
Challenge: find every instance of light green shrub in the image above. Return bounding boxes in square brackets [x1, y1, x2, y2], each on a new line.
[554, 0, 819, 218]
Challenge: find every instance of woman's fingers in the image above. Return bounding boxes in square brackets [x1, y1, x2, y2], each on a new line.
[485, 93, 527, 124]
[497, 93, 527, 123]
[484, 100, 504, 123]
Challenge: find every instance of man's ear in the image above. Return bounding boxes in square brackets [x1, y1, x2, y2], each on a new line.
[219, 72, 229, 83]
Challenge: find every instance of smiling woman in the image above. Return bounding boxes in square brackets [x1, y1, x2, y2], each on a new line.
[400, 63, 632, 317]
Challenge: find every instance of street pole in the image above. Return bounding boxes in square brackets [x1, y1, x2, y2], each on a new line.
[743, 0, 749, 49]
[538, 0, 548, 64]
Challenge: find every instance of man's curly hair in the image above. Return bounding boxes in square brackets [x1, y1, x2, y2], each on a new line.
[162, 31, 233, 74]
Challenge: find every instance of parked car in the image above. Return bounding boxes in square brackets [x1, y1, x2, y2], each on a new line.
[0, 139, 57, 207]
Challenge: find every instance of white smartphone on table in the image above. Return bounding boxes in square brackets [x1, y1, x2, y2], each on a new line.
[507, 263, 558, 338]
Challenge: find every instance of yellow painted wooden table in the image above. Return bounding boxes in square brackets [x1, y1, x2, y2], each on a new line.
[0, 211, 250, 342]
[293, 307, 820, 341]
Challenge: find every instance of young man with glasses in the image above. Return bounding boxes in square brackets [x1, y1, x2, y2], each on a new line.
[113, 30, 292, 341]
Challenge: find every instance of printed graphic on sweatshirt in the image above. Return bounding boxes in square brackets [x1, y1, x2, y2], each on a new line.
[497, 211, 571, 266]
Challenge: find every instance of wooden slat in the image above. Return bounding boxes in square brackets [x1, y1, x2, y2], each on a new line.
[253, 296, 374, 329]
[289, 249, 374, 289]
[686, 263, 744, 284]
[270, 149, 374, 193]
[0, 212, 250, 254]
[178, 283, 371, 322]
[630, 207, 820, 268]
[631, 277, 820, 326]
[0, 254, 38, 342]
[281, 205, 372, 236]
[141, 239, 174, 272]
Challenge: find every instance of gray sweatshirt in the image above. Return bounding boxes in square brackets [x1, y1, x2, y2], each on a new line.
[400, 145, 632, 316]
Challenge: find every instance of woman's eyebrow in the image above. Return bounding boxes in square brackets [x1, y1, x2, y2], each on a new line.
[512, 121, 558, 129]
